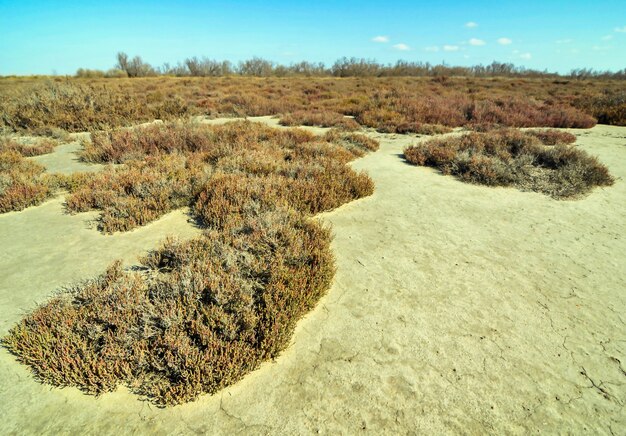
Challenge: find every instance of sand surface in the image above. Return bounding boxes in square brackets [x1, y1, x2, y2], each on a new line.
[0, 121, 624, 434]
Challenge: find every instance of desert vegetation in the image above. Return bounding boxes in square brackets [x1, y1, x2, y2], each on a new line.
[0, 136, 59, 157]
[2, 120, 378, 405]
[279, 110, 360, 130]
[0, 64, 620, 408]
[403, 128, 614, 198]
[0, 151, 53, 213]
[3, 73, 625, 139]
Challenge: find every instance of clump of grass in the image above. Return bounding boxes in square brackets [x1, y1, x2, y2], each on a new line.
[403, 128, 613, 198]
[0, 151, 52, 213]
[280, 110, 360, 130]
[356, 94, 596, 133]
[73, 121, 375, 233]
[3, 121, 378, 405]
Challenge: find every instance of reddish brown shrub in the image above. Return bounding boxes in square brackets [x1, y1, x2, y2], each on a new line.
[0, 151, 52, 213]
[3, 210, 334, 405]
[280, 110, 360, 130]
[526, 129, 577, 145]
[3, 120, 378, 406]
[0, 137, 58, 156]
[404, 128, 613, 198]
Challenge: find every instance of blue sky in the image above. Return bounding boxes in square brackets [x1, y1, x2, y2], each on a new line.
[1, 0, 625, 75]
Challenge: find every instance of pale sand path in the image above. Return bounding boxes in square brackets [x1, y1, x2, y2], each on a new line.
[0, 121, 624, 434]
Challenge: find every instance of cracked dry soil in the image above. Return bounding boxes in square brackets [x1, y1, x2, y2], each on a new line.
[0, 121, 624, 434]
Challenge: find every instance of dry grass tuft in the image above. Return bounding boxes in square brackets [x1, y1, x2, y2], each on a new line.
[403, 128, 613, 198]
[2, 120, 378, 405]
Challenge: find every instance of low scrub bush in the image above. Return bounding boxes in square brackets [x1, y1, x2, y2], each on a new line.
[3, 121, 378, 405]
[403, 128, 613, 198]
[65, 154, 211, 233]
[0, 151, 52, 212]
[280, 110, 360, 130]
[0, 136, 59, 156]
[3, 210, 334, 405]
[3, 76, 615, 137]
[0, 81, 193, 132]
[525, 129, 577, 145]
[82, 120, 316, 164]
[577, 91, 626, 126]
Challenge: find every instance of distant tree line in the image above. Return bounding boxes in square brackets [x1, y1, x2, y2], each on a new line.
[74, 52, 626, 80]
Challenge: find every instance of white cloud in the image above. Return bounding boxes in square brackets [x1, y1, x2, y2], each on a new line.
[424, 46, 439, 52]
[465, 22, 478, 28]
[393, 43, 411, 51]
[555, 39, 573, 44]
[592, 45, 610, 51]
[468, 38, 486, 46]
[519, 52, 532, 60]
[615, 26, 626, 33]
[371, 36, 389, 43]
[497, 37, 512, 45]
[443, 45, 460, 52]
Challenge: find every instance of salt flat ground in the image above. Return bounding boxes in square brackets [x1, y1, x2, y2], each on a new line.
[0, 120, 624, 434]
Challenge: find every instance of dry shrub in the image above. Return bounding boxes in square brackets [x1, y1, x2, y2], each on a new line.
[65, 154, 211, 233]
[3, 210, 334, 405]
[404, 128, 613, 198]
[280, 110, 360, 130]
[0, 81, 193, 132]
[2, 76, 616, 136]
[3, 121, 378, 405]
[526, 129, 577, 145]
[322, 129, 380, 156]
[0, 137, 59, 157]
[577, 91, 626, 126]
[395, 123, 453, 135]
[355, 92, 596, 133]
[82, 120, 316, 164]
[0, 151, 52, 213]
[73, 121, 377, 234]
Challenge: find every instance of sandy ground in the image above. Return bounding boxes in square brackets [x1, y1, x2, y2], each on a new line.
[30, 137, 104, 174]
[0, 120, 624, 434]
